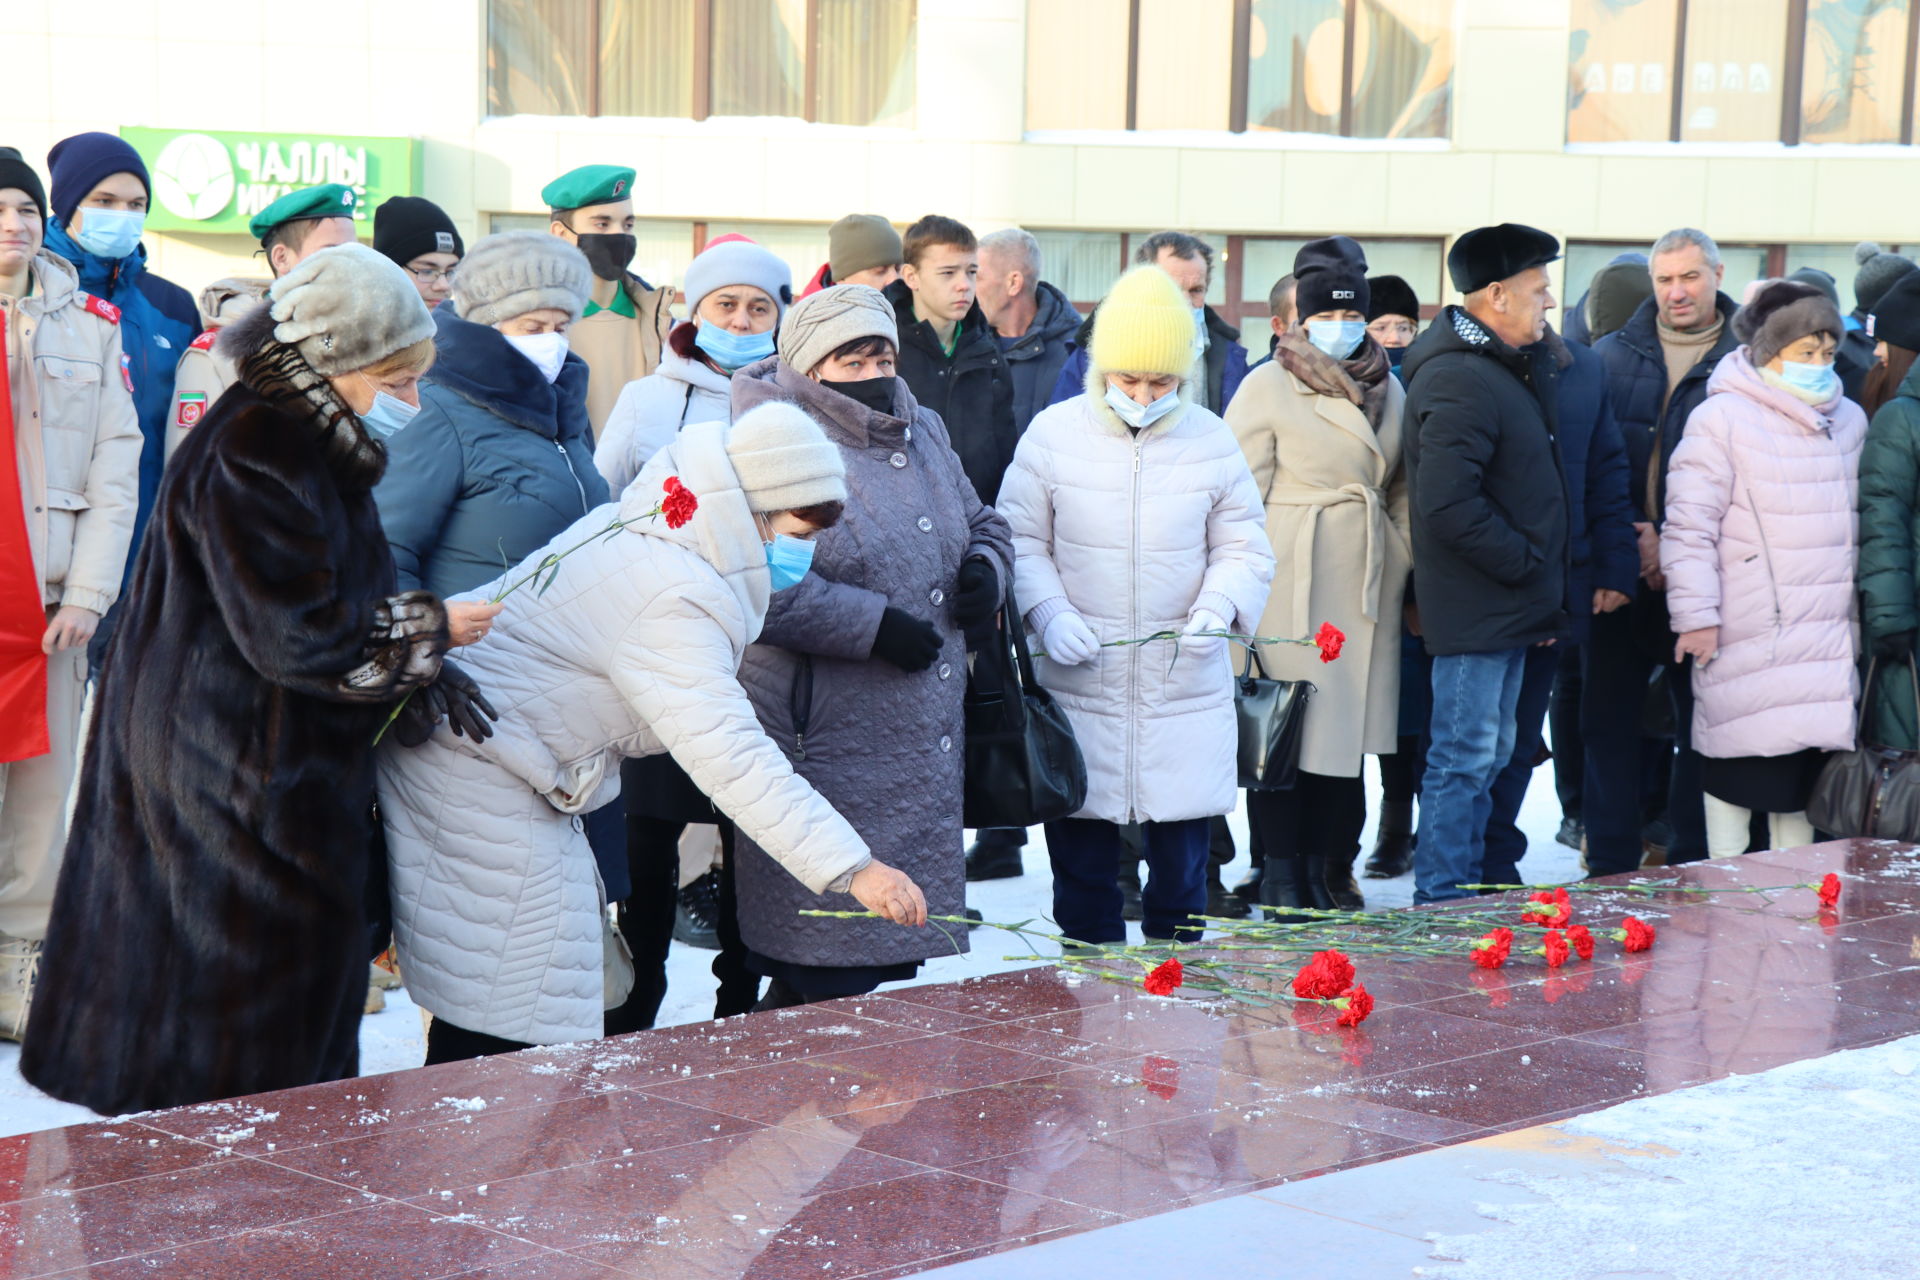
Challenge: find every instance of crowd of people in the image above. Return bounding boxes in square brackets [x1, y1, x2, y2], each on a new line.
[1, 129, 1913, 1116]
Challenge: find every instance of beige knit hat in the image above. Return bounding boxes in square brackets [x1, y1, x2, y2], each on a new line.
[725, 401, 847, 513]
[265, 244, 434, 377]
[778, 284, 898, 377]
[452, 230, 594, 326]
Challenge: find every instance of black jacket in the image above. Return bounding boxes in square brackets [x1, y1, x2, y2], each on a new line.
[884, 279, 1016, 503]
[997, 280, 1080, 433]
[1840, 315, 1876, 404]
[1402, 307, 1572, 656]
[1546, 330, 1639, 645]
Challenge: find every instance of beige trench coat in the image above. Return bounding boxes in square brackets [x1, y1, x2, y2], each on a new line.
[1226, 360, 1411, 778]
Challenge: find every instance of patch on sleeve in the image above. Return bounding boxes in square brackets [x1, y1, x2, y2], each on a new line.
[120, 351, 134, 393]
[189, 329, 217, 352]
[80, 293, 121, 325]
[175, 391, 208, 429]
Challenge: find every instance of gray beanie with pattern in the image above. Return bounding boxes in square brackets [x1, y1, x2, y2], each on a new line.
[452, 230, 594, 327]
[265, 243, 434, 377]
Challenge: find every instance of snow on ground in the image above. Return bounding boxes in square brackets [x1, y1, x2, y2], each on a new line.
[1420, 1033, 1920, 1279]
[0, 757, 1581, 1137]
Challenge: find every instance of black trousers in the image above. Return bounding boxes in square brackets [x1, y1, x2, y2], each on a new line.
[1245, 771, 1367, 881]
[1378, 735, 1426, 804]
[713, 824, 762, 1018]
[1582, 608, 1707, 874]
[425, 1020, 534, 1065]
[1550, 641, 1584, 819]
[602, 815, 682, 1037]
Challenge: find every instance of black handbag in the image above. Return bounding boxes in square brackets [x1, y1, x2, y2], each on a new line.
[961, 585, 1088, 828]
[1808, 657, 1920, 840]
[1235, 645, 1314, 791]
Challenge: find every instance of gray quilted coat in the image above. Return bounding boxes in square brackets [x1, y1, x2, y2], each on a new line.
[730, 359, 1013, 969]
[378, 420, 873, 1044]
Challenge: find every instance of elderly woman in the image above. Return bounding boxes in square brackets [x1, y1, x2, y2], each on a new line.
[1662, 280, 1867, 858]
[1227, 238, 1409, 916]
[998, 266, 1273, 945]
[728, 284, 1013, 1009]
[21, 245, 497, 1114]
[381, 403, 930, 1063]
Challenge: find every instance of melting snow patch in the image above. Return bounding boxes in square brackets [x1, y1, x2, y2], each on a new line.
[436, 1096, 487, 1112]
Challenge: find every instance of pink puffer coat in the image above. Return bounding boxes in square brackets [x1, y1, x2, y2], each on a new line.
[1660, 347, 1866, 760]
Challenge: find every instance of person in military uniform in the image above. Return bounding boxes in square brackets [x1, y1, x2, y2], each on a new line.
[168, 184, 357, 453]
[374, 195, 463, 310]
[543, 164, 673, 432]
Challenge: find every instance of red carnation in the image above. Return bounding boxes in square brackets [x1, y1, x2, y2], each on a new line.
[1612, 916, 1656, 953]
[1315, 622, 1345, 663]
[1541, 929, 1570, 969]
[1817, 873, 1842, 909]
[1523, 887, 1573, 929]
[1142, 957, 1184, 996]
[660, 477, 699, 529]
[1471, 926, 1514, 969]
[1566, 924, 1596, 961]
[1292, 949, 1356, 1000]
[1334, 984, 1374, 1027]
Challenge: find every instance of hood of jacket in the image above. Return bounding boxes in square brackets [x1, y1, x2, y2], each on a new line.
[622, 418, 771, 630]
[199, 277, 271, 328]
[424, 308, 590, 439]
[999, 281, 1081, 363]
[730, 354, 920, 449]
[1705, 345, 1849, 430]
[656, 326, 737, 397]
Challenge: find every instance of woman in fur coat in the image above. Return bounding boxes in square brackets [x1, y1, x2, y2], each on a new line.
[21, 245, 498, 1115]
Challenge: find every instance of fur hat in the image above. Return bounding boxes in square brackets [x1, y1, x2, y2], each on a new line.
[1448, 223, 1560, 294]
[451, 231, 593, 327]
[1854, 242, 1918, 316]
[1584, 261, 1654, 341]
[683, 234, 793, 319]
[1734, 280, 1844, 369]
[1870, 271, 1920, 353]
[779, 284, 898, 376]
[1089, 266, 1195, 376]
[252, 243, 434, 377]
[725, 401, 847, 513]
[1366, 274, 1420, 323]
[1293, 237, 1370, 321]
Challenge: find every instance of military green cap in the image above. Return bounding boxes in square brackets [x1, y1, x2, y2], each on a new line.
[249, 183, 359, 242]
[540, 164, 636, 213]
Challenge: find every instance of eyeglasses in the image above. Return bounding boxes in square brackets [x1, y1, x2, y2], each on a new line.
[407, 264, 459, 284]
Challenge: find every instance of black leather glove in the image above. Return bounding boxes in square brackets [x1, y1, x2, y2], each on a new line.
[952, 557, 999, 629]
[393, 658, 500, 747]
[1873, 629, 1917, 660]
[871, 607, 942, 673]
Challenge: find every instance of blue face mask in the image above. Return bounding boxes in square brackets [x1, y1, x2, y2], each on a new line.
[70, 207, 145, 259]
[1104, 382, 1182, 430]
[765, 533, 814, 591]
[1776, 359, 1839, 399]
[1191, 306, 1209, 354]
[695, 322, 776, 371]
[358, 377, 419, 440]
[1307, 320, 1368, 361]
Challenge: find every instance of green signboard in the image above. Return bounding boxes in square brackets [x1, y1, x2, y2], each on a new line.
[118, 126, 416, 235]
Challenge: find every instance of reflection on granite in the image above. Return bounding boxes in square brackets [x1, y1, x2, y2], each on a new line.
[2, 840, 1916, 1278]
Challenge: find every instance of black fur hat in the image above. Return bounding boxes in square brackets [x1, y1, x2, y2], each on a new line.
[1366, 274, 1420, 322]
[1448, 223, 1560, 294]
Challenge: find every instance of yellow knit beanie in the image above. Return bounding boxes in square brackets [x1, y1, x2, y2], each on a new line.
[1089, 265, 1197, 376]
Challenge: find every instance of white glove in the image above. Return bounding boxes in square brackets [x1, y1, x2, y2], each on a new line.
[1042, 612, 1100, 666]
[1181, 609, 1227, 660]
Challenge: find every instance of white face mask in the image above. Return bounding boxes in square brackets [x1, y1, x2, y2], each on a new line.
[504, 330, 569, 382]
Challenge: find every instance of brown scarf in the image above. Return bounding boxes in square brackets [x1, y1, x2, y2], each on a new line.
[1275, 329, 1393, 431]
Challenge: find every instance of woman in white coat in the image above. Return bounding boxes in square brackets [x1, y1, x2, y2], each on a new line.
[379, 402, 927, 1064]
[997, 266, 1273, 946]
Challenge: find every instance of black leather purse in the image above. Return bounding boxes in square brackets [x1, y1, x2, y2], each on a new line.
[1236, 645, 1314, 791]
[1808, 657, 1920, 840]
[962, 584, 1088, 828]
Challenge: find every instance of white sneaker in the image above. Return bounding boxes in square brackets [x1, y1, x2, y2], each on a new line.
[0, 935, 44, 1043]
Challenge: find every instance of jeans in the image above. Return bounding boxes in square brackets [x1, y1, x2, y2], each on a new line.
[1045, 817, 1210, 944]
[1483, 644, 1560, 888]
[1415, 648, 1528, 903]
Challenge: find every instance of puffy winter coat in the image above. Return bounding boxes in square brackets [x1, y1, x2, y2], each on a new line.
[374, 308, 608, 599]
[728, 359, 1012, 970]
[1000, 281, 1082, 432]
[1226, 355, 1410, 778]
[1402, 306, 1572, 655]
[1549, 329, 1640, 645]
[1049, 306, 1250, 417]
[998, 367, 1273, 824]
[379, 420, 874, 1044]
[1858, 361, 1920, 750]
[883, 280, 1017, 503]
[594, 331, 733, 493]
[1660, 348, 1866, 760]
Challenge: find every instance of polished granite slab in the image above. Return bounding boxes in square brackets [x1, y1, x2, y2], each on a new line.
[0, 840, 1915, 1278]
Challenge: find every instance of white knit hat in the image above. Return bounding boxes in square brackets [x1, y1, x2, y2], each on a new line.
[778, 284, 898, 377]
[452, 230, 594, 326]
[266, 243, 434, 377]
[725, 402, 847, 513]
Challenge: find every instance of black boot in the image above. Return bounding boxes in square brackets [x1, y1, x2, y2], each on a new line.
[965, 829, 1026, 881]
[1318, 852, 1365, 911]
[1118, 857, 1143, 922]
[672, 871, 722, 950]
[1207, 866, 1250, 919]
[1258, 854, 1332, 922]
[1363, 799, 1415, 879]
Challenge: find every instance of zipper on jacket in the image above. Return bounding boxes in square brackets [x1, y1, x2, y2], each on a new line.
[1126, 436, 1144, 823]
[1745, 485, 1784, 626]
[556, 440, 590, 513]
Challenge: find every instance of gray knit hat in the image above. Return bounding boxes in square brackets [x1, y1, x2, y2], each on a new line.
[264, 244, 434, 377]
[1854, 242, 1918, 316]
[725, 401, 847, 513]
[452, 230, 593, 326]
[778, 284, 898, 377]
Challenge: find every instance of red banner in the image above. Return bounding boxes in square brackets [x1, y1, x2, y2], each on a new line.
[0, 319, 49, 763]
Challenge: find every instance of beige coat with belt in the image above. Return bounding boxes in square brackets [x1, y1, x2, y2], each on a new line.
[1227, 360, 1410, 778]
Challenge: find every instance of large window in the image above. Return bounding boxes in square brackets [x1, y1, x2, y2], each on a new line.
[1570, 0, 1920, 144]
[488, 0, 915, 126]
[1029, 0, 1454, 137]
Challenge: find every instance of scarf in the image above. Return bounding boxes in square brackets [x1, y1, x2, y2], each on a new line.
[1274, 329, 1393, 431]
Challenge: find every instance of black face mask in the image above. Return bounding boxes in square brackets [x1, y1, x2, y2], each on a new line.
[823, 375, 897, 414]
[574, 233, 636, 282]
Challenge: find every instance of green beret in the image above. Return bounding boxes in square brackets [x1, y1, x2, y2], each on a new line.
[540, 164, 636, 213]
[249, 183, 358, 242]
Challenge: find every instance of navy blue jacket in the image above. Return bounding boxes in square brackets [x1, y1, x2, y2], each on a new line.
[43, 221, 199, 574]
[998, 280, 1080, 433]
[1592, 292, 1740, 524]
[1545, 330, 1639, 644]
[1047, 304, 1249, 415]
[373, 309, 609, 599]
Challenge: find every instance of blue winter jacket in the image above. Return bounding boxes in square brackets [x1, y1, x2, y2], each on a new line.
[373, 309, 609, 599]
[1046, 304, 1249, 415]
[43, 221, 198, 574]
[1546, 330, 1639, 645]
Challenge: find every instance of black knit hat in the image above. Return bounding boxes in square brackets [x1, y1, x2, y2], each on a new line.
[373, 196, 463, 269]
[1448, 223, 1560, 293]
[1366, 274, 1420, 323]
[1293, 236, 1370, 320]
[0, 147, 47, 220]
[1870, 271, 1920, 353]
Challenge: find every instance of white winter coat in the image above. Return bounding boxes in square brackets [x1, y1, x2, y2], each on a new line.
[379, 421, 871, 1044]
[995, 370, 1273, 824]
[593, 346, 733, 494]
